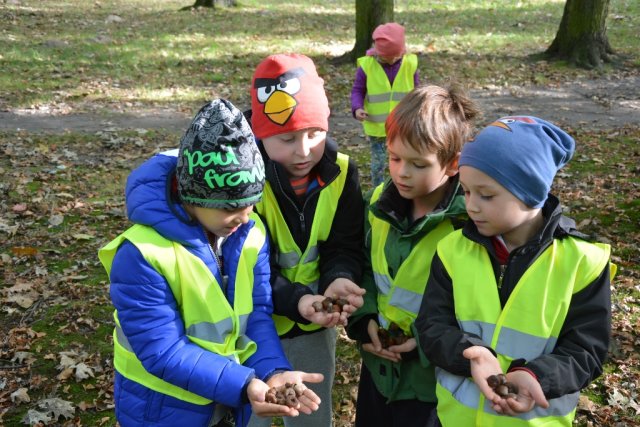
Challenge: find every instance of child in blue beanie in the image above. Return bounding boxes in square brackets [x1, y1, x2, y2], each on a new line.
[414, 116, 614, 426]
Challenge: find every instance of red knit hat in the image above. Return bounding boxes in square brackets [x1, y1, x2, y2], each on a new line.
[251, 54, 330, 140]
[366, 22, 406, 57]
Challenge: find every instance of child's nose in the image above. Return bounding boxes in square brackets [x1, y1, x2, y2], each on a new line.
[296, 137, 312, 157]
[466, 194, 479, 212]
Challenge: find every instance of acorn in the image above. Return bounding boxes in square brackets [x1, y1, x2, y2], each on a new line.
[486, 373, 519, 398]
[264, 383, 304, 407]
[313, 297, 350, 313]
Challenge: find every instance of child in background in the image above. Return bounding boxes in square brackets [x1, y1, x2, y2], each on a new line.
[415, 116, 614, 426]
[99, 99, 323, 427]
[351, 22, 420, 186]
[347, 84, 480, 427]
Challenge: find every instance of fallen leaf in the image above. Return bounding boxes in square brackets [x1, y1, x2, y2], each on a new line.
[10, 387, 30, 403]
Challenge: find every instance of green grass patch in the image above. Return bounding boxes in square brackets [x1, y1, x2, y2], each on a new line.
[1, 0, 637, 113]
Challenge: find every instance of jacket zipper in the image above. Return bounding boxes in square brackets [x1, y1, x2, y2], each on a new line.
[271, 161, 340, 236]
[205, 229, 228, 292]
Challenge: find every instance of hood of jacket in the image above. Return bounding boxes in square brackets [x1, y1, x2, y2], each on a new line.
[125, 149, 205, 247]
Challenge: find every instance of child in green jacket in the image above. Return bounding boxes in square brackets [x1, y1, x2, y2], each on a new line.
[347, 84, 480, 426]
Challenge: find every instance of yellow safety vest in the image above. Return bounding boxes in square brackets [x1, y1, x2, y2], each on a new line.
[358, 54, 418, 137]
[369, 184, 454, 334]
[255, 153, 349, 336]
[434, 230, 613, 426]
[98, 217, 265, 405]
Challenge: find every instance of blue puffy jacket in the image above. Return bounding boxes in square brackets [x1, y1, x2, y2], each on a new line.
[108, 151, 291, 427]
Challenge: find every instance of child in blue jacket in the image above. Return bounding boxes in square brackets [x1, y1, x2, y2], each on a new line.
[99, 99, 323, 427]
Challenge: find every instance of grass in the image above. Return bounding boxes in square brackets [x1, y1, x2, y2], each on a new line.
[1, 1, 639, 426]
[1, 0, 638, 113]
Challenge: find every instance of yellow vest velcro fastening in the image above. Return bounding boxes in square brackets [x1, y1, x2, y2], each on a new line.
[358, 54, 417, 137]
[369, 184, 455, 334]
[255, 153, 349, 335]
[98, 216, 265, 405]
[434, 230, 612, 426]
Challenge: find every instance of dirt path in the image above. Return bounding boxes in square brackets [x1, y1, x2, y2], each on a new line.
[1, 75, 638, 137]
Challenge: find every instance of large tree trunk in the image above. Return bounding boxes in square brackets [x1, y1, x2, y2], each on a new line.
[180, 0, 237, 11]
[333, 0, 394, 64]
[545, 0, 614, 69]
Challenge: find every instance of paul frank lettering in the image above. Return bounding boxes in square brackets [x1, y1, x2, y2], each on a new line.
[182, 148, 266, 189]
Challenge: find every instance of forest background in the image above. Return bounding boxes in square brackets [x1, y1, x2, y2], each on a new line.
[0, 0, 638, 426]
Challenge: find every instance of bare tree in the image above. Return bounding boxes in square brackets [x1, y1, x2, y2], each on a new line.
[545, 0, 614, 69]
[333, 0, 394, 64]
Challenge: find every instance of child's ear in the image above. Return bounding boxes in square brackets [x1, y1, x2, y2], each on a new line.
[445, 153, 460, 176]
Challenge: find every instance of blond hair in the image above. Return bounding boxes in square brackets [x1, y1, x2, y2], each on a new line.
[385, 84, 480, 165]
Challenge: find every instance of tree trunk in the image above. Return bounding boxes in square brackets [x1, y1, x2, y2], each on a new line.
[180, 0, 237, 11]
[545, 0, 614, 69]
[332, 0, 394, 64]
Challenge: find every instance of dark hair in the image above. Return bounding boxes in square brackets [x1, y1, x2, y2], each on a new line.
[385, 84, 481, 165]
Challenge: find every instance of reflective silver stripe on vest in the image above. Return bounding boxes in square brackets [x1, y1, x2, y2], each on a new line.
[303, 246, 319, 264]
[276, 246, 319, 268]
[276, 251, 300, 269]
[437, 368, 579, 420]
[116, 323, 241, 362]
[366, 113, 389, 123]
[391, 91, 409, 101]
[388, 286, 423, 315]
[373, 272, 392, 295]
[366, 91, 410, 103]
[495, 326, 558, 361]
[187, 318, 234, 343]
[459, 320, 557, 361]
[366, 93, 391, 103]
[116, 324, 134, 351]
[238, 314, 249, 332]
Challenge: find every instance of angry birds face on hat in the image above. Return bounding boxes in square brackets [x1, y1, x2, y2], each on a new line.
[251, 53, 330, 140]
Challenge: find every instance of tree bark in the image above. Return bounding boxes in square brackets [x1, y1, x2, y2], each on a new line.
[180, 0, 237, 11]
[545, 0, 614, 69]
[332, 0, 394, 64]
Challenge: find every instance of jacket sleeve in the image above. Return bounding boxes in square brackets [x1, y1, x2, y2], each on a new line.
[346, 191, 378, 342]
[318, 160, 366, 293]
[414, 253, 493, 377]
[244, 234, 292, 380]
[110, 241, 255, 409]
[512, 264, 612, 399]
[351, 67, 367, 116]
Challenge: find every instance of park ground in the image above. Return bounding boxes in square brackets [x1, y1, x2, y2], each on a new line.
[0, 1, 639, 426]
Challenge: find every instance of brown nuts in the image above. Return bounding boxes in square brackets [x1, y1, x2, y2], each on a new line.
[264, 383, 305, 407]
[378, 322, 409, 348]
[486, 373, 519, 399]
[312, 297, 349, 313]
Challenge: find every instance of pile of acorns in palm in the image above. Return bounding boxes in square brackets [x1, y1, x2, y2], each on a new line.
[264, 383, 305, 407]
[311, 296, 349, 313]
[378, 322, 409, 348]
[486, 373, 519, 399]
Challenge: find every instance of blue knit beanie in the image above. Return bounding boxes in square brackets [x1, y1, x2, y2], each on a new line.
[459, 116, 575, 208]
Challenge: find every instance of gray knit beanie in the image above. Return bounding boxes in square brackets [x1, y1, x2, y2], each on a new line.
[176, 99, 265, 209]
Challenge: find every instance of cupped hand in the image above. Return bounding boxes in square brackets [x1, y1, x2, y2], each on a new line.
[492, 370, 549, 415]
[268, 371, 324, 415]
[298, 294, 342, 328]
[325, 278, 366, 325]
[387, 337, 416, 354]
[362, 319, 401, 362]
[462, 346, 503, 403]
